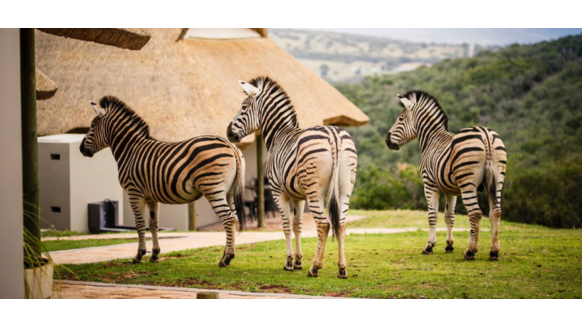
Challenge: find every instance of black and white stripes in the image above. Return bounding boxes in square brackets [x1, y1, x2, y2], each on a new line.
[385, 91, 507, 260]
[228, 77, 358, 278]
[80, 96, 246, 266]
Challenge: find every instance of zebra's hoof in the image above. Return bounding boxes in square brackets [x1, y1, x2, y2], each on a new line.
[445, 245, 455, 253]
[489, 251, 499, 261]
[284, 256, 294, 271]
[338, 268, 348, 279]
[294, 260, 303, 270]
[464, 250, 476, 261]
[219, 253, 234, 267]
[131, 258, 141, 264]
[307, 267, 319, 278]
[422, 246, 433, 255]
[150, 248, 160, 262]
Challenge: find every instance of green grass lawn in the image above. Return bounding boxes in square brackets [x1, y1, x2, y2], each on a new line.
[58, 210, 582, 298]
[44, 239, 139, 252]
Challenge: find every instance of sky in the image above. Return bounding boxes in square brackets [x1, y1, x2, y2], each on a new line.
[306, 28, 582, 46]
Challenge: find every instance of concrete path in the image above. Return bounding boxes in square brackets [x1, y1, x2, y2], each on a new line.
[49, 227, 474, 265]
[54, 280, 342, 299]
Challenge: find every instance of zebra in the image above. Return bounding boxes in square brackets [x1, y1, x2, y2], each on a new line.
[227, 76, 358, 279]
[384, 91, 506, 260]
[79, 96, 246, 267]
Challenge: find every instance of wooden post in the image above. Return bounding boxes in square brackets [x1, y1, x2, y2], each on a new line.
[197, 292, 219, 299]
[256, 135, 265, 228]
[188, 202, 197, 231]
[20, 28, 41, 259]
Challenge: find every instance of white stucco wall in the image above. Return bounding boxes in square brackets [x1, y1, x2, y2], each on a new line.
[0, 28, 25, 298]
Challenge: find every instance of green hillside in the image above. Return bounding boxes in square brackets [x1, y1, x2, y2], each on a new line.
[336, 34, 582, 228]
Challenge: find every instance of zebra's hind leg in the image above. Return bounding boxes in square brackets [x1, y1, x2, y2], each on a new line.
[422, 187, 440, 255]
[273, 194, 295, 271]
[128, 195, 147, 264]
[147, 201, 161, 263]
[444, 195, 457, 253]
[488, 195, 502, 260]
[292, 200, 305, 269]
[307, 196, 330, 278]
[207, 192, 237, 267]
[336, 194, 351, 279]
[460, 187, 483, 260]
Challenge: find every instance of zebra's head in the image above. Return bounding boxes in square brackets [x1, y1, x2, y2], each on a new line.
[79, 101, 109, 158]
[385, 94, 417, 151]
[227, 80, 263, 143]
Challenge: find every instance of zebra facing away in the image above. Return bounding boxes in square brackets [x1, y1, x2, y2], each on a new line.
[385, 91, 507, 260]
[227, 77, 358, 279]
[79, 96, 246, 267]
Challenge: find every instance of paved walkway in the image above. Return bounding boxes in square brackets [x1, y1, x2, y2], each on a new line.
[49, 227, 474, 265]
[53, 280, 341, 299]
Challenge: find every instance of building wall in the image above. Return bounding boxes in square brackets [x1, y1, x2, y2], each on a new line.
[0, 28, 25, 298]
[38, 134, 124, 232]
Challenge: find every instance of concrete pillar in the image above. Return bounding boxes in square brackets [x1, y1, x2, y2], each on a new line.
[0, 28, 25, 298]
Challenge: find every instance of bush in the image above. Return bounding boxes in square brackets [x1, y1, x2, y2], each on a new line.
[351, 164, 425, 210]
[502, 161, 582, 228]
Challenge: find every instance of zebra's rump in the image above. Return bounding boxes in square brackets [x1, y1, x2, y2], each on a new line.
[273, 126, 356, 200]
[435, 126, 506, 194]
[124, 135, 239, 205]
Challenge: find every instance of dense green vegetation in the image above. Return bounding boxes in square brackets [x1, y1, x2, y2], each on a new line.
[60, 210, 582, 298]
[336, 35, 582, 228]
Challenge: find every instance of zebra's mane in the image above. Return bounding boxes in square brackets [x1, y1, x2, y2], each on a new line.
[99, 96, 151, 138]
[401, 90, 449, 131]
[247, 76, 299, 128]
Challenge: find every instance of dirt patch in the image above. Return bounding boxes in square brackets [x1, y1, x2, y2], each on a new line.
[259, 285, 292, 293]
[323, 291, 349, 297]
[155, 278, 226, 290]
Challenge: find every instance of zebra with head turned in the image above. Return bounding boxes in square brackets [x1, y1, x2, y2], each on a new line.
[80, 96, 246, 267]
[385, 91, 506, 260]
[227, 76, 358, 279]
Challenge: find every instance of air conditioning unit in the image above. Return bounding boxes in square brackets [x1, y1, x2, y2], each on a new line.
[38, 134, 124, 232]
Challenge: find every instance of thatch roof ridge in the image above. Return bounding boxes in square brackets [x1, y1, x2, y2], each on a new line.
[37, 28, 151, 50]
[36, 69, 58, 100]
[35, 28, 368, 145]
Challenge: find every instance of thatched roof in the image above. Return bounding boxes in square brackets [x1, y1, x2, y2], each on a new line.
[35, 28, 368, 146]
[36, 69, 58, 100]
[37, 28, 151, 50]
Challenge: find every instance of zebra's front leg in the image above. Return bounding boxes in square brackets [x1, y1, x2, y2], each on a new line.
[147, 201, 161, 263]
[444, 195, 457, 253]
[129, 195, 147, 264]
[292, 200, 305, 269]
[422, 188, 440, 255]
[274, 195, 294, 271]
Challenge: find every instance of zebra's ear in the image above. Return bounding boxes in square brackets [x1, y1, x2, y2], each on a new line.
[90, 101, 106, 117]
[399, 97, 413, 110]
[239, 80, 262, 97]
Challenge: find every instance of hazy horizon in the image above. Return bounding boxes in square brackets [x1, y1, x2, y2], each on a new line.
[285, 28, 582, 46]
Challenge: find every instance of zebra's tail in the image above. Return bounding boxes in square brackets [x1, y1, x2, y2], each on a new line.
[232, 146, 246, 231]
[327, 128, 342, 239]
[484, 156, 498, 208]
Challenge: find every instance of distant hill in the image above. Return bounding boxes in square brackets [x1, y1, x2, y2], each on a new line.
[335, 34, 582, 227]
[270, 29, 497, 83]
